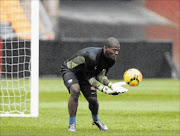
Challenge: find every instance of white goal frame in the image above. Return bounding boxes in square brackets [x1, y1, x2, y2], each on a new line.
[0, 0, 39, 117]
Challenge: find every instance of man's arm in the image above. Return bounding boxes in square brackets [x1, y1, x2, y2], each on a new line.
[88, 69, 116, 94]
[96, 69, 128, 94]
[88, 77, 116, 94]
[88, 71, 127, 95]
[96, 69, 112, 87]
[89, 77, 104, 92]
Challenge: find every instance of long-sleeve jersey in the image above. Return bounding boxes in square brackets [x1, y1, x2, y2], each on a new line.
[61, 47, 115, 87]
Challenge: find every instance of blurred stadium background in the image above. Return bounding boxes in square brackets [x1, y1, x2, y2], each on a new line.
[0, 0, 180, 135]
[0, 0, 179, 79]
[44, 0, 180, 79]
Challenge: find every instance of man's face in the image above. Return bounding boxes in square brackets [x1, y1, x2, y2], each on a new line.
[104, 45, 120, 60]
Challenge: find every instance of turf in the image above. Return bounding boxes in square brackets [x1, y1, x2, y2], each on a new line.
[0, 78, 180, 136]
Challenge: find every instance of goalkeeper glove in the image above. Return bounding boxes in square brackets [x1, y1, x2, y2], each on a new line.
[98, 86, 117, 95]
[108, 82, 128, 94]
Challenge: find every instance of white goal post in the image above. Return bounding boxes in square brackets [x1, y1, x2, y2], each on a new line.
[0, 0, 39, 117]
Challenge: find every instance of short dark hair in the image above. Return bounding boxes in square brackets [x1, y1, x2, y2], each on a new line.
[105, 37, 120, 47]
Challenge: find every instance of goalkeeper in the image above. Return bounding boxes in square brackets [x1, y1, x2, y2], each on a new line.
[60, 37, 128, 131]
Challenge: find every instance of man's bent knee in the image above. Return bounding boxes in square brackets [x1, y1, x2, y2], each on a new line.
[70, 84, 81, 102]
[87, 97, 98, 105]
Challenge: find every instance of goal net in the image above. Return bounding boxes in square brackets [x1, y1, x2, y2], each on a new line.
[0, 0, 39, 117]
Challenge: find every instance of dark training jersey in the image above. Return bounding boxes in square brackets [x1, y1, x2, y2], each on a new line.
[61, 47, 115, 86]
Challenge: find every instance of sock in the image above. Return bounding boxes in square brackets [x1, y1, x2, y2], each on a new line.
[69, 117, 76, 125]
[92, 114, 99, 121]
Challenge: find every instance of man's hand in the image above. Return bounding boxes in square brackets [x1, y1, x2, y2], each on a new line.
[98, 82, 128, 95]
[110, 82, 128, 94]
[102, 86, 118, 95]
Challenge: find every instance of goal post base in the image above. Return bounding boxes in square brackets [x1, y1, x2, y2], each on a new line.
[0, 114, 38, 117]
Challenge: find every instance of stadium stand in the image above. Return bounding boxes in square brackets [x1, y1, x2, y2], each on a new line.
[57, 0, 170, 40]
[0, 0, 31, 40]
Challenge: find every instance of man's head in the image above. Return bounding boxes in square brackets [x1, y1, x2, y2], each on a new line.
[103, 37, 120, 60]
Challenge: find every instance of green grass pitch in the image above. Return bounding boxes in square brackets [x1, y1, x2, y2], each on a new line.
[1, 78, 180, 136]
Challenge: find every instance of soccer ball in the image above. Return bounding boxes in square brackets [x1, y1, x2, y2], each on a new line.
[123, 68, 143, 86]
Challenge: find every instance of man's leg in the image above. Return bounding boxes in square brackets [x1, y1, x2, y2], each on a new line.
[68, 83, 80, 117]
[68, 83, 80, 131]
[62, 71, 81, 131]
[86, 96, 108, 131]
[86, 96, 99, 120]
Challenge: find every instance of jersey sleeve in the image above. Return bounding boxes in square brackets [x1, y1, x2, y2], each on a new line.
[96, 69, 110, 85]
[88, 68, 111, 90]
[66, 56, 85, 69]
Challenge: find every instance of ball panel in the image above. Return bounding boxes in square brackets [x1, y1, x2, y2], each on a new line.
[129, 80, 139, 86]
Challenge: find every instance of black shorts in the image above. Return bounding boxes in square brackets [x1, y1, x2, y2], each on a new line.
[62, 71, 97, 98]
